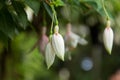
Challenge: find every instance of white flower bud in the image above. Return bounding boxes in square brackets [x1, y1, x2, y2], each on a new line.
[52, 25, 65, 61]
[103, 27, 114, 54]
[39, 27, 49, 55]
[65, 23, 87, 49]
[45, 43, 55, 69]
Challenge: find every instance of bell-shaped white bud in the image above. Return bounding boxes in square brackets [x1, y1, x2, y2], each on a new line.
[51, 25, 65, 61]
[45, 43, 55, 69]
[103, 26, 114, 54]
[65, 23, 87, 49]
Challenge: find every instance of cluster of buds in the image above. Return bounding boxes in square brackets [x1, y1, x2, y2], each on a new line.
[45, 25, 65, 69]
[103, 20, 114, 54]
[44, 20, 114, 68]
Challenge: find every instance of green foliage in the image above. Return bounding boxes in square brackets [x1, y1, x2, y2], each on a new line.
[24, 0, 40, 15]
[10, 32, 57, 80]
[12, 1, 28, 29]
[80, 0, 104, 16]
[53, 0, 65, 7]
[0, 32, 8, 47]
[43, 2, 53, 19]
[0, 8, 16, 39]
[0, 0, 41, 47]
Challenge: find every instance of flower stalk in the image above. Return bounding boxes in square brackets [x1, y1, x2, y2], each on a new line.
[101, 0, 110, 20]
[45, 3, 65, 68]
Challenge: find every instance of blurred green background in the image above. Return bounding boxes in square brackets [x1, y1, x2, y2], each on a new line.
[1, 0, 120, 80]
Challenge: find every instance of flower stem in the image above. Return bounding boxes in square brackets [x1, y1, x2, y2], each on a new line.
[49, 12, 54, 40]
[51, 5, 58, 25]
[49, 1, 59, 40]
[101, 0, 110, 20]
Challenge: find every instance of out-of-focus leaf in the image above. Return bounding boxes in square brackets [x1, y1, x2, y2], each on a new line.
[0, 3, 3, 10]
[12, 1, 28, 29]
[24, 0, 40, 15]
[80, 0, 102, 10]
[67, 0, 80, 6]
[80, 0, 102, 13]
[54, 0, 64, 7]
[0, 9, 16, 39]
[43, 2, 53, 19]
[0, 31, 8, 47]
[80, 0, 112, 19]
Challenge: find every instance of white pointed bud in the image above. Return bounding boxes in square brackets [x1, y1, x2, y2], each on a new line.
[45, 43, 55, 69]
[52, 25, 65, 61]
[103, 21, 114, 54]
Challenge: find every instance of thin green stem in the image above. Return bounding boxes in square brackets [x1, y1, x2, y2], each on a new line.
[50, 14, 54, 35]
[49, 1, 59, 40]
[49, 12, 54, 40]
[51, 5, 58, 25]
[101, 0, 110, 20]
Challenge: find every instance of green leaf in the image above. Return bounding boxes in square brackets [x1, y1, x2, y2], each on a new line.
[12, 1, 28, 29]
[83, 0, 113, 19]
[80, 0, 102, 10]
[0, 3, 3, 10]
[68, 0, 80, 6]
[54, 0, 64, 7]
[0, 9, 16, 39]
[43, 2, 53, 19]
[24, 0, 40, 15]
[80, 0, 108, 16]
[0, 31, 8, 47]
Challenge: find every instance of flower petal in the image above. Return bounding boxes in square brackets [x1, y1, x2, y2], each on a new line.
[52, 33, 65, 61]
[103, 27, 114, 54]
[78, 37, 88, 45]
[39, 35, 49, 54]
[45, 43, 55, 69]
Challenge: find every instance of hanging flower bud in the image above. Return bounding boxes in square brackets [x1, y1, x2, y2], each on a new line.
[103, 20, 114, 54]
[65, 23, 87, 49]
[39, 27, 49, 55]
[51, 25, 65, 61]
[45, 42, 55, 69]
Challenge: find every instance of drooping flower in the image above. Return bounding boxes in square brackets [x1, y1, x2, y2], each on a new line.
[103, 20, 114, 54]
[45, 42, 55, 69]
[64, 23, 87, 50]
[39, 27, 49, 55]
[51, 25, 65, 61]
